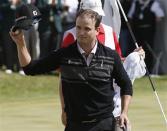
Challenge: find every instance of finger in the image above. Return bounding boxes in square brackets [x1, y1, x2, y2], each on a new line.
[134, 47, 141, 52]
[9, 31, 15, 40]
[62, 119, 67, 126]
[120, 118, 125, 127]
[124, 118, 129, 125]
[61, 116, 66, 126]
[10, 26, 21, 35]
[15, 30, 21, 35]
[61, 112, 67, 126]
[10, 26, 15, 32]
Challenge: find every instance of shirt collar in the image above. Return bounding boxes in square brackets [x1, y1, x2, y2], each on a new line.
[77, 41, 98, 55]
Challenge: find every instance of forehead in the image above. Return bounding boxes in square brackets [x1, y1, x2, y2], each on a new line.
[76, 15, 96, 27]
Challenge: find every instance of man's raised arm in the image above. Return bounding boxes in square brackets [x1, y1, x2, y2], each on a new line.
[9, 29, 31, 67]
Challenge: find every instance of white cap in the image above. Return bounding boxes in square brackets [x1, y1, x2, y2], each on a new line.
[80, 0, 105, 16]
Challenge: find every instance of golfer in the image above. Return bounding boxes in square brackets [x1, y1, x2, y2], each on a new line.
[10, 9, 133, 131]
[60, 0, 145, 131]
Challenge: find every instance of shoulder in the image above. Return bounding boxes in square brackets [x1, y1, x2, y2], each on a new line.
[60, 41, 77, 54]
[63, 27, 76, 39]
[101, 23, 114, 31]
[100, 23, 115, 38]
[61, 27, 76, 48]
[62, 41, 77, 51]
[98, 42, 118, 56]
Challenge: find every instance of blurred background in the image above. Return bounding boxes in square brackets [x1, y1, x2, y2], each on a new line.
[0, 0, 167, 131]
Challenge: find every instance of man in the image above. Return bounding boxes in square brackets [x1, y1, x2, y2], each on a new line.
[60, 0, 145, 131]
[10, 9, 132, 131]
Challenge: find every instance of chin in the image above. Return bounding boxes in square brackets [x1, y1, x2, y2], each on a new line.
[78, 40, 87, 44]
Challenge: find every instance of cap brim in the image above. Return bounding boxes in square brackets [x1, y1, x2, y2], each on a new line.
[14, 18, 33, 30]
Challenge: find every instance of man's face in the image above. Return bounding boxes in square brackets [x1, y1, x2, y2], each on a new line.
[76, 15, 99, 46]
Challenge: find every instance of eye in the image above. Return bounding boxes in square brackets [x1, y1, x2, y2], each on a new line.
[85, 27, 91, 31]
[76, 26, 81, 30]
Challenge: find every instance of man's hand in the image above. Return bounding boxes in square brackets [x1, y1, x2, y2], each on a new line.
[9, 26, 31, 67]
[115, 115, 131, 131]
[119, 112, 129, 128]
[134, 46, 145, 59]
[9, 27, 25, 46]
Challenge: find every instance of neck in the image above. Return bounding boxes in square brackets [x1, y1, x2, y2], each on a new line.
[79, 40, 96, 55]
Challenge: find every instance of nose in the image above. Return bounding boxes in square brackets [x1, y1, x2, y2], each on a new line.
[78, 29, 85, 36]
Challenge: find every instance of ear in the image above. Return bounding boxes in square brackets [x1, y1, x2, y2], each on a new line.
[95, 26, 100, 36]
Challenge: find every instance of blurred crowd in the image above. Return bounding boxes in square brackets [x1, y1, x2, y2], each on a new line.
[0, 0, 165, 75]
[0, 0, 79, 75]
[119, 0, 165, 74]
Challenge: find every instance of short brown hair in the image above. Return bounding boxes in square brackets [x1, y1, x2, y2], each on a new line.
[76, 9, 102, 28]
